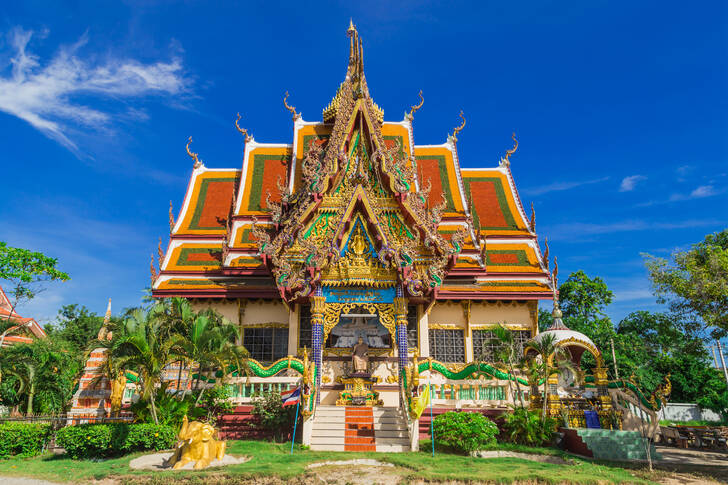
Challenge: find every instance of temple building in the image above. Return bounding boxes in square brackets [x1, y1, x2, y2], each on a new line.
[0, 285, 46, 347]
[153, 23, 553, 410]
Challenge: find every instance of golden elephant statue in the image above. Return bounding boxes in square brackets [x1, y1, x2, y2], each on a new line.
[168, 416, 226, 470]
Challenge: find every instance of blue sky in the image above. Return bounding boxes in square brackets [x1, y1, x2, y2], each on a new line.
[0, 1, 725, 327]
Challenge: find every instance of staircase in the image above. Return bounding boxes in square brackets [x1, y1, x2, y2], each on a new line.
[573, 429, 661, 461]
[310, 406, 410, 452]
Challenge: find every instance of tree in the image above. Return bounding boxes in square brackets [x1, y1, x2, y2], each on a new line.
[525, 333, 572, 418]
[108, 308, 184, 425]
[483, 324, 525, 408]
[645, 229, 728, 338]
[0, 339, 80, 414]
[44, 304, 107, 354]
[0, 242, 70, 327]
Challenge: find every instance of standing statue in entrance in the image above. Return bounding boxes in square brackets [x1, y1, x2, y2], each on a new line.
[352, 336, 369, 374]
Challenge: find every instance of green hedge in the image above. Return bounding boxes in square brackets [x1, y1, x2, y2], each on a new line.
[0, 422, 52, 458]
[433, 411, 498, 454]
[56, 423, 176, 459]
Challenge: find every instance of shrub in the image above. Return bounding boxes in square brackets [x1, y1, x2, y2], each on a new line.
[0, 422, 52, 458]
[501, 407, 557, 446]
[432, 411, 498, 454]
[130, 383, 204, 429]
[121, 423, 177, 453]
[251, 391, 297, 442]
[56, 423, 176, 459]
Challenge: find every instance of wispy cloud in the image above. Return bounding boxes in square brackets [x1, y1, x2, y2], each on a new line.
[638, 184, 724, 207]
[619, 175, 647, 192]
[522, 176, 610, 196]
[547, 218, 724, 240]
[0, 27, 192, 155]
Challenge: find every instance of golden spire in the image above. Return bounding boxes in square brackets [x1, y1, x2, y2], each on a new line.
[158, 237, 164, 264]
[553, 256, 559, 289]
[235, 113, 251, 142]
[104, 298, 111, 324]
[169, 201, 175, 231]
[408, 90, 424, 120]
[543, 237, 550, 270]
[150, 253, 157, 283]
[451, 111, 466, 142]
[530, 202, 536, 231]
[503, 132, 518, 165]
[186, 136, 203, 169]
[283, 91, 299, 120]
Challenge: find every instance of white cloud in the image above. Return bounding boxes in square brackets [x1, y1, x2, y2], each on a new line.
[690, 185, 718, 198]
[547, 218, 724, 240]
[522, 177, 610, 196]
[619, 175, 647, 192]
[0, 27, 191, 154]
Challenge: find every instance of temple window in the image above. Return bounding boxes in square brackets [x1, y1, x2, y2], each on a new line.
[406, 305, 418, 350]
[298, 305, 311, 349]
[472, 329, 531, 362]
[243, 327, 288, 362]
[429, 329, 465, 362]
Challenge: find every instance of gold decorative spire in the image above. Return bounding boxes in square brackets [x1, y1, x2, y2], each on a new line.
[158, 237, 164, 264]
[169, 201, 175, 231]
[451, 111, 466, 142]
[150, 253, 157, 283]
[235, 113, 251, 142]
[553, 256, 559, 289]
[530, 202, 536, 231]
[103, 298, 111, 324]
[186, 136, 203, 169]
[407, 90, 424, 120]
[283, 91, 299, 120]
[503, 132, 518, 165]
[543, 237, 550, 270]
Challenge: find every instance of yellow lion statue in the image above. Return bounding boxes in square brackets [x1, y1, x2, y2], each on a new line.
[168, 416, 226, 470]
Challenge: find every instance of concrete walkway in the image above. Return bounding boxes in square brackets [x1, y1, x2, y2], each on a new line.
[656, 446, 728, 467]
[0, 478, 62, 485]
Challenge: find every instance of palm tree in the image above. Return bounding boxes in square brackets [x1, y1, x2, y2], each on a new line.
[110, 308, 184, 425]
[171, 307, 248, 403]
[525, 333, 571, 418]
[486, 324, 526, 408]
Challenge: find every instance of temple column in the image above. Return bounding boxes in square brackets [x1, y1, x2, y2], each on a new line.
[394, 286, 409, 376]
[288, 304, 299, 356]
[311, 290, 325, 404]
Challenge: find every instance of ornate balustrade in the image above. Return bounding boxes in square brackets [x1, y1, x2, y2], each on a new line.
[422, 379, 527, 408]
[224, 376, 301, 405]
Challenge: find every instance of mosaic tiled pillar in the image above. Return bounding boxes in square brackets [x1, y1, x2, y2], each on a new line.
[394, 286, 408, 376]
[311, 290, 325, 405]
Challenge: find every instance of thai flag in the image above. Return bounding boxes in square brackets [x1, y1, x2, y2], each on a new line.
[281, 387, 301, 407]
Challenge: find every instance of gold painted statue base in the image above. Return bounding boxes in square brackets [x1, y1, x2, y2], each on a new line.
[336, 377, 382, 406]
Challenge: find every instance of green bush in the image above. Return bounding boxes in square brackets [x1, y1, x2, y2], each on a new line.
[56, 423, 176, 459]
[0, 422, 52, 458]
[251, 391, 297, 442]
[432, 411, 498, 454]
[501, 407, 557, 446]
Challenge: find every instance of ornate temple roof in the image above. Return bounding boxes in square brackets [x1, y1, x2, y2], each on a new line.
[0, 285, 46, 346]
[153, 23, 554, 303]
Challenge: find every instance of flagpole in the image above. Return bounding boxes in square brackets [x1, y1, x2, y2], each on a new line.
[290, 397, 300, 455]
[429, 373, 434, 457]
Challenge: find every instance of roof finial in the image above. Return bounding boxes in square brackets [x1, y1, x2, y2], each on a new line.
[543, 237, 550, 270]
[169, 201, 175, 231]
[158, 237, 164, 265]
[150, 253, 157, 283]
[186, 136, 203, 169]
[553, 256, 559, 289]
[451, 110, 466, 142]
[530, 202, 536, 231]
[283, 91, 299, 120]
[503, 132, 518, 165]
[235, 113, 251, 142]
[104, 298, 112, 324]
[407, 90, 424, 120]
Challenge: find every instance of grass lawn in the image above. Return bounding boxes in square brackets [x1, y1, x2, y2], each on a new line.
[0, 440, 660, 484]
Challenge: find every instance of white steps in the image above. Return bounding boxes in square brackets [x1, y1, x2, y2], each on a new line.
[309, 406, 410, 452]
